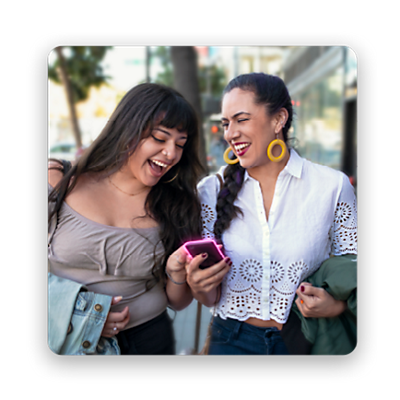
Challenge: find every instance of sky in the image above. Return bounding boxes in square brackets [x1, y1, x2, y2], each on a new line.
[101, 46, 148, 90]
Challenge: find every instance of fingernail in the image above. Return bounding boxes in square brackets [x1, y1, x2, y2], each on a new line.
[300, 286, 304, 292]
[202, 253, 208, 258]
[228, 261, 233, 266]
[114, 296, 123, 301]
[300, 299, 304, 304]
[224, 257, 231, 263]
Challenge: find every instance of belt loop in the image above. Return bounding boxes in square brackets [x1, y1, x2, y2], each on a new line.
[231, 319, 243, 340]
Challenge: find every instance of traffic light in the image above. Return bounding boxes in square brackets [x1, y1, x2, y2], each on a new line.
[211, 124, 219, 134]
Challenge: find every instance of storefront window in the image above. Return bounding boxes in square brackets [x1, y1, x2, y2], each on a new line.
[292, 66, 344, 170]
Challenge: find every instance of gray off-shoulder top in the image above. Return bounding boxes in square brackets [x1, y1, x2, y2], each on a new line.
[48, 185, 167, 330]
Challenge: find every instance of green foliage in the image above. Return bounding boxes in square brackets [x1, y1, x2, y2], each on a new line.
[198, 64, 227, 97]
[151, 46, 227, 96]
[152, 47, 174, 87]
[48, 46, 111, 103]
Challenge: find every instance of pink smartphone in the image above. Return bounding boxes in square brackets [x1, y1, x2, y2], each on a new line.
[183, 239, 225, 269]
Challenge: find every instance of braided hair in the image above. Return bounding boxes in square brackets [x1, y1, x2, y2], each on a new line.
[213, 73, 294, 242]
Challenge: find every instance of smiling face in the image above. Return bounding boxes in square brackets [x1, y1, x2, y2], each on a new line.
[125, 125, 187, 187]
[221, 88, 287, 171]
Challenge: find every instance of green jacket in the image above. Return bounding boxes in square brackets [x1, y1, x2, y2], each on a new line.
[292, 254, 357, 355]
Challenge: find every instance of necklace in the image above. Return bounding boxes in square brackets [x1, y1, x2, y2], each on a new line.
[108, 176, 149, 197]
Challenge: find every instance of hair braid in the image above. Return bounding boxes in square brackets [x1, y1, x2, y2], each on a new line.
[214, 164, 246, 242]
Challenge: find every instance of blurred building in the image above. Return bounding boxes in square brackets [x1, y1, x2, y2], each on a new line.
[199, 46, 287, 113]
[203, 46, 358, 190]
[283, 46, 357, 186]
[205, 46, 287, 80]
[202, 46, 290, 172]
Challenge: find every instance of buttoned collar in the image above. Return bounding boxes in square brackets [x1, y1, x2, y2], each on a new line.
[243, 148, 304, 182]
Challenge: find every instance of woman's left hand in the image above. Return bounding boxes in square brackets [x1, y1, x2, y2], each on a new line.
[101, 296, 130, 338]
[295, 282, 347, 318]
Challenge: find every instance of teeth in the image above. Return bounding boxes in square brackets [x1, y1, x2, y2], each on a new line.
[234, 143, 250, 151]
[152, 160, 168, 168]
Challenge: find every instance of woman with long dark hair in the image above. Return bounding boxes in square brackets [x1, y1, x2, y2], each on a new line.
[186, 73, 357, 355]
[48, 83, 210, 355]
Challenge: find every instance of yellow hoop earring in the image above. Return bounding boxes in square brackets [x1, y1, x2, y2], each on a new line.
[223, 147, 239, 165]
[267, 139, 287, 162]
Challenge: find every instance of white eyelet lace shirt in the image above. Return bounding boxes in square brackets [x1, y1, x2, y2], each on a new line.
[197, 149, 357, 324]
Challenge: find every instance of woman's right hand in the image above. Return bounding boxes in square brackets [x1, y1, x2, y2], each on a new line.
[186, 252, 231, 307]
[101, 296, 130, 338]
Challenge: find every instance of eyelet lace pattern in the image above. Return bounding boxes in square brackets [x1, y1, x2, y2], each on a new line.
[197, 153, 357, 324]
[201, 203, 215, 239]
[331, 198, 357, 254]
[200, 194, 357, 323]
[216, 259, 315, 323]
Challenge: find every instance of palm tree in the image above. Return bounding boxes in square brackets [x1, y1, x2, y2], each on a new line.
[49, 46, 110, 153]
[53, 47, 83, 150]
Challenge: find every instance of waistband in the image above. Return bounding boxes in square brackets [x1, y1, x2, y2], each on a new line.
[120, 310, 169, 335]
[213, 315, 280, 335]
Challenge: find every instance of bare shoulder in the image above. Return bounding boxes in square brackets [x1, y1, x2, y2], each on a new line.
[48, 161, 64, 187]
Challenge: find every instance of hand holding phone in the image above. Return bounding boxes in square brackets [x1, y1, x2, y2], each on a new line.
[183, 239, 225, 269]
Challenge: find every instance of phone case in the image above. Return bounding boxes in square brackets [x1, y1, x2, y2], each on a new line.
[183, 239, 225, 269]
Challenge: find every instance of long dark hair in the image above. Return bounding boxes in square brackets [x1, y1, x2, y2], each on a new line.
[214, 73, 294, 241]
[49, 83, 204, 282]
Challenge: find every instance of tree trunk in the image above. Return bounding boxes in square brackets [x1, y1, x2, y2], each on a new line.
[146, 47, 151, 83]
[55, 46, 83, 150]
[170, 46, 208, 174]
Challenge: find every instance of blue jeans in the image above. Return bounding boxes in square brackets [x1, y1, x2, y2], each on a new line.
[208, 316, 289, 355]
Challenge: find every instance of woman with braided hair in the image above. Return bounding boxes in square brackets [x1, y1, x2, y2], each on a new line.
[185, 73, 357, 355]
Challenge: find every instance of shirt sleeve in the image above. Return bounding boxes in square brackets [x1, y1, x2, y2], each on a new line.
[197, 173, 222, 240]
[330, 173, 357, 255]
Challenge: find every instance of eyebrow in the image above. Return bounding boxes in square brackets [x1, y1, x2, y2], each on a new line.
[154, 127, 187, 140]
[221, 111, 251, 121]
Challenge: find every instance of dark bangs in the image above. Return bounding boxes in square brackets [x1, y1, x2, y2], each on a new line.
[153, 93, 198, 138]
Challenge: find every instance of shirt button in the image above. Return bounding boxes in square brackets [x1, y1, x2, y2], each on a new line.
[82, 341, 91, 349]
[67, 323, 73, 335]
[94, 304, 103, 312]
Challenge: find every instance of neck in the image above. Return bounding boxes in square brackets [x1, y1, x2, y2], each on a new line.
[108, 170, 150, 197]
[247, 148, 290, 183]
